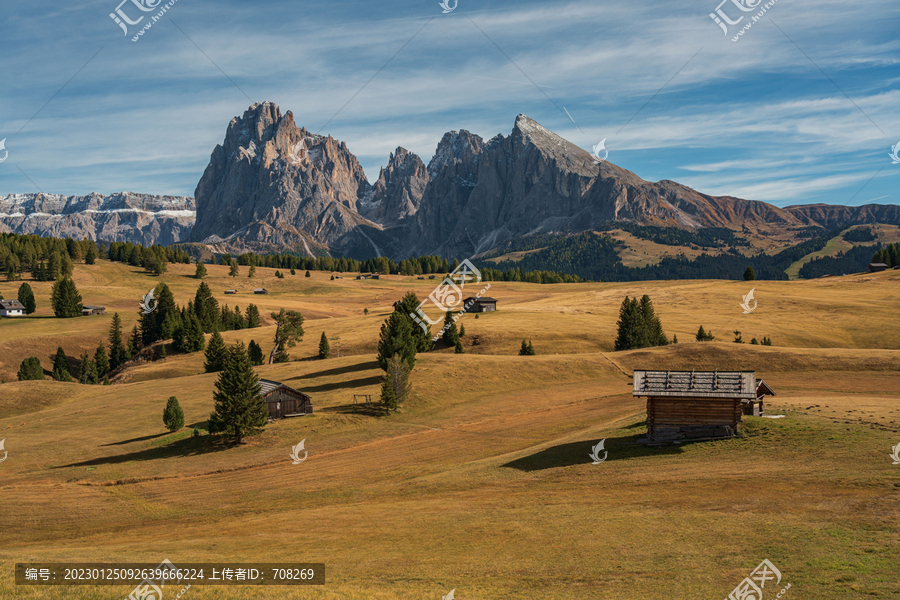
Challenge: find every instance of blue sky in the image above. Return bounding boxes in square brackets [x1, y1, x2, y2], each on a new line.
[1, 0, 898, 208]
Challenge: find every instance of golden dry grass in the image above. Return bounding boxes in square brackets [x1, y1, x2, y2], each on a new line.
[1, 260, 899, 599]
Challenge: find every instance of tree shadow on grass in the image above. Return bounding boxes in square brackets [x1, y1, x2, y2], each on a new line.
[54, 434, 233, 468]
[101, 432, 171, 446]
[297, 375, 382, 394]
[287, 361, 380, 382]
[502, 434, 685, 472]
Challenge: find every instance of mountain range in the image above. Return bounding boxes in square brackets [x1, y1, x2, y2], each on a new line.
[3, 101, 899, 260]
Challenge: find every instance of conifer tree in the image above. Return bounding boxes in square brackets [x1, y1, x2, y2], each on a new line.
[51, 277, 83, 318]
[454, 339, 464, 354]
[128, 324, 141, 358]
[204, 330, 227, 372]
[248, 265, 256, 278]
[77, 351, 98, 384]
[377, 311, 417, 370]
[52, 347, 73, 382]
[269, 309, 304, 363]
[163, 396, 185, 432]
[248, 340, 264, 366]
[94, 344, 109, 377]
[614, 296, 642, 351]
[290, 267, 296, 275]
[380, 353, 411, 413]
[305, 270, 311, 278]
[84, 243, 98, 265]
[208, 343, 267, 443]
[229, 260, 239, 278]
[519, 340, 530, 356]
[108, 313, 127, 370]
[245, 304, 261, 328]
[18, 357, 43, 381]
[733, 330, 743, 343]
[696, 325, 714, 341]
[441, 311, 461, 347]
[17, 282, 36, 314]
[182, 314, 206, 353]
[194, 281, 219, 332]
[194, 261, 208, 279]
[743, 266, 756, 281]
[673, 334, 679, 344]
[318, 332, 331, 359]
[459, 323, 466, 337]
[527, 340, 535, 355]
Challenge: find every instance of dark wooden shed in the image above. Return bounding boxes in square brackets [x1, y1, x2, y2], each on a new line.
[259, 379, 313, 420]
[82, 305, 107, 316]
[633, 370, 764, 443]
[868, 263, 888, 273]
[464, 297, 497, 313]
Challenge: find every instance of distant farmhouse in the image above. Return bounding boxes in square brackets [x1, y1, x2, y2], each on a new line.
[465, 297, 497, 313]
[82, 305, 106, 316]
[259, 379, 313, 420]
[632, 370, 776, 444]
[253, 288, 270, 295]
[868, 263, 888, 273]
[225, 289, 237, 294]
[0, 299, 25, 317]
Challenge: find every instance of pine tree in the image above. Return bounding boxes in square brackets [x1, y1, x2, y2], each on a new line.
[182, 314, 206, 353]
[94, 344, 109, 377]
[163, 396, 185, 432]
[459, 323, 466, 337]
[305, 270, 311, 278]
[47, 251, 61, 280]
[108, 313, 127, 370]
[194, 281, 219, 332]
[454, 339, 464, 354]
[744, 266, 756, 281]
[208, 343, 267, 443]
[519, 340, 530, 356]
[733, 330, 743, 343]
[750, 338, 759, 345]
[229, 260, 239, 278]
[141, 283, 178, 346]
[614, 296, 642, 351]
[441, 311, 461, 347]
[194, 261, 208, 279]
[330, 274, 335, 280]
[84, 243, 98, 265]
[128, 324, 141, 358]
[248, 265, 256, 278]
[52, 347, 73, 382]
[639, 295, 667, 346]
[762, 336, 772, 346]
[18, 357, 43, 381]
[205, 330, 227, 372]
[77, 351, 98, 384]
[269, 309, 304, 363]
[17, 282, 36, 314]
[527, 341, 535, 355]
[672, 334, 678, 344]
[380, 353, 411, 413]
[290, 267, 296, 275]
[245, 304, 261, 328]
[248, 340, 264, 366]
[696, 326, 714, 341]
[377, 311, 417, 371]
[318, 332, 331, 359]
[51, 277, 83, 318]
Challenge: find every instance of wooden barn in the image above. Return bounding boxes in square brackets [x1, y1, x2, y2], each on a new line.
[224, 289, 237, 294]
[81, 305, 106, 316]
[744, 379, 777, 416]
[633, 370, 772, 443]
[259, 379, 313, 420]
[254, 288, 270, 295]
[868, 262, 888, 273]
[464, 297, 497, 313]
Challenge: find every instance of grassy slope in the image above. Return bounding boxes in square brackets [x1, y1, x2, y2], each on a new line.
[784, 224, 900, 280]
[1, 261, 899, 599]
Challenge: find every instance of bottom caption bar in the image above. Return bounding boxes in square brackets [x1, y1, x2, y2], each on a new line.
[16, 561, 325, 586]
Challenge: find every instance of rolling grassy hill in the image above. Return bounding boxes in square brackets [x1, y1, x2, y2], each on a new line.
[1, 260, 898, 599]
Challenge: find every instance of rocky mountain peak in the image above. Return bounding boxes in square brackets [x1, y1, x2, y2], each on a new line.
[359, 146, 430, 227]
[427, 130, 486, 178]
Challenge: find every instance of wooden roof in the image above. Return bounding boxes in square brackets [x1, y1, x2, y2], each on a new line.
[633, 370, 758, 400]
[465, 297, 497, 303]
[259, 379, 311, 401]
[756, 379, 777, 396]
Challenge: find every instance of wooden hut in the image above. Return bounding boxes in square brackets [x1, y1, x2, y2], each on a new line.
[464, 297, 497, 313]
[745, 379, 777, 416]
[868, 263, 888, 273]
[224, 289, 237, 294]
[259, 379, 313, 420]
[81, 305, 107, 316]
[253, 288, 270, 295]
[633, 370, 770, 443]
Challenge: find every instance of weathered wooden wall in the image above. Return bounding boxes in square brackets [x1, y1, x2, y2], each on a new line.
[647, 396, 741, 441]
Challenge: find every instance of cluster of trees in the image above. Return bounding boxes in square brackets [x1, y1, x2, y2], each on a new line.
[519, 340, 536, 355]
[614, 295, 668, 351]
[441, 311, 464, 353]
[600, 223, 750, 248]
[0, 233, 98, 281]
[734, 331, 773, 345]
[696, 326, 715, 341]
[18, 344, 111, 384]
[872, 242, 900, 268]
[107, 241, 192, 275]
[799, 245, 880, 278]
[844, 227, 877, 243]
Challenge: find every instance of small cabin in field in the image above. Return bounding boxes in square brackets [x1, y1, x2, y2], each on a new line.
[868, 263, 888, 273]
[254, 288, 269, 295]
[464, 297, 497, 313]
[370, 274, 381, 280]
[0, 299, 25, 317]
[82, 305, 106, 316]
[633, 370, 775, 443]
[428, 275, 436, 280]
[259, 379, 313, 420]
[224, 289, 237, 294]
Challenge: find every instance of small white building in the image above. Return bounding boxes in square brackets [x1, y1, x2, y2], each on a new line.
[0, 299, 26, 317]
